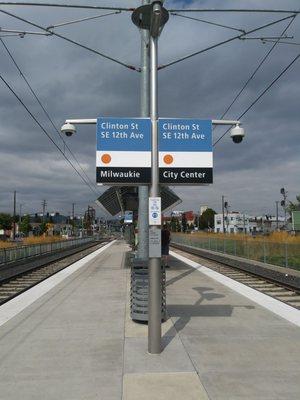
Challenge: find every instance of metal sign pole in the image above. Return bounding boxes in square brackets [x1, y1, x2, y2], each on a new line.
[138, 0, 150, 260]
[148, 33, 161, 354]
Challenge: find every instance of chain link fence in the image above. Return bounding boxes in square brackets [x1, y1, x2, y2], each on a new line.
[0, 237, 96, 265]
[171, 233, 300, 271]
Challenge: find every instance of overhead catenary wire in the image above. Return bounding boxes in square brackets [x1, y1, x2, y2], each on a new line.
[0, 8, 140, 72]
[213, 52, 300, 146]
[0, 37, 98, 191]
[158, 14, 295, 70]
[0, 72, 100, 197]
[171, 12, 246, 34]
[216, 15, 297, 123]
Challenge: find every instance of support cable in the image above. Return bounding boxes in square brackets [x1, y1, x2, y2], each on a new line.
[171, 12, 246, 34]
[213, 52, 300, 146]
[262, 39, 300, 46]
[47, 11, 121, 30]
[0, 72, 100, 197]
[169, 9, 300, 14]
[0, 2, 133, 11]
[0, 8, 139, 72]
[0, 37, 97, 191]
[216, 16, 296, 124]
[159, 14, 295, 70]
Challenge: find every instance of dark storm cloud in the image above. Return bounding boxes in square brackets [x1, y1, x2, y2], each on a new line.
[0, 0, 299, 217]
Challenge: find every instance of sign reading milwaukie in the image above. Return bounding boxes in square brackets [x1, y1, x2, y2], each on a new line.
[96, 117, 151, 185]
[159, 118, 213, 185]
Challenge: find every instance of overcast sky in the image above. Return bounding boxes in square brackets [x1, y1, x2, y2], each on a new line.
[0, 0, 299, 218]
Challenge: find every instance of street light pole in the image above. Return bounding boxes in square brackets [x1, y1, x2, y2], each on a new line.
[148, 32, 161, 354]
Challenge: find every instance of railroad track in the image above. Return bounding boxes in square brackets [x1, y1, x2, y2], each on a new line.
[171, 246, 300, 310]
[0, 240, 110, 305]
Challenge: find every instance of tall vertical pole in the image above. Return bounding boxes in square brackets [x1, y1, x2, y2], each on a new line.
[13, 190, 16, 240]
[276, 201, 279, 230]
[148, 34, 161, 354]
[222, 195, 225, 234]
[138, 0, 150, 260]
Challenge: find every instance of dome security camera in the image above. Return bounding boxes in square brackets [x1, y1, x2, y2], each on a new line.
[230, 124, 245, 144]
[61, 123, 76, 137]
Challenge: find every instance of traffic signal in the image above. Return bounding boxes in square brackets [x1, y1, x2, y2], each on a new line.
[281, 200, 285, 207]
[280, 188, 285, 195]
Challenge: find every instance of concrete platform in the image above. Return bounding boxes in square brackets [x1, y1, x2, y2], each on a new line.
[0, 240, 299, 399]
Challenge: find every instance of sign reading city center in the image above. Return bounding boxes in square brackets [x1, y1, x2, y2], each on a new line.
[159, 119, 213, 185]
[96, 117, 151, 185]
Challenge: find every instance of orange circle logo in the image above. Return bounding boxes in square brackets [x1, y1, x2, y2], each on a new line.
[163, 154, 174, 165]
[101, 154, 111, 164]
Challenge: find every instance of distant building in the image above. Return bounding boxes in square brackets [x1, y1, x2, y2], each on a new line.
[214, 212, 285, 234]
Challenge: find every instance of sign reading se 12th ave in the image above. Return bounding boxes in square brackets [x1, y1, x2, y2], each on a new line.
[158, 118, 213, 185]
[96, 117, 151, 185]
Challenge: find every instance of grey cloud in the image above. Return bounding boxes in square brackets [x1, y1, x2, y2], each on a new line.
[0, 0, 299, 216]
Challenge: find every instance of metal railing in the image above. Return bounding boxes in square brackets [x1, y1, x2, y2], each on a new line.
[171, 233, 300, 271]
[0, 237, 96, 265]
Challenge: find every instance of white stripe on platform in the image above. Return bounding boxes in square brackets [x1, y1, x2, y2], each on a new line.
[0, 241, 115, 328]
[170, 250, 300, 327]
[96, 151, 151, 167]
[159, 152, 212, 168]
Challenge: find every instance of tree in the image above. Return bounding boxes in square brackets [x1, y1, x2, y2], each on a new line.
[182, 214, 187, 233]
[39, 222, 48, 235]
[19, 215, 31, 235]
[170, 216, 177, 232]
[0, 213, 12, 230]
[288, 195, 300, 214]
[199, 208, 216, 230]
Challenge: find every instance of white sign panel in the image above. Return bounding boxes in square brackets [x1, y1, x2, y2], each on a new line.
[149, 226, 161, 258]
[149, 197, 161, 225]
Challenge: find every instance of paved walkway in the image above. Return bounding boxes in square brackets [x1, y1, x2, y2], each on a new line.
[0, 240, 299, 399]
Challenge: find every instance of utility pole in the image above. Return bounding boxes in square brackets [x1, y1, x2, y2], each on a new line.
[13, 190, 16, 240]
[19, 203, 23, 225]
[276, 200, 279, 230]
[137, 0, 150, 261]
[222, 195, 226, 234]
[280, 188, 287, 230]
[42, 199, 47, 223]
[72, 202, 75, 236]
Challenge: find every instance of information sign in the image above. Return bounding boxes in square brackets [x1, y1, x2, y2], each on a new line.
[149, 226, 161, 258]
[124, 210, 133, 224]
[159, 118, 213, 185]
[149, 197, 161, 225]
[96, 117, 151, 185]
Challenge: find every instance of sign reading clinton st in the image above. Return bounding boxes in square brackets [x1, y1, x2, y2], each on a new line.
[159, 118, 213, 185]
[96, 117, 151, 185]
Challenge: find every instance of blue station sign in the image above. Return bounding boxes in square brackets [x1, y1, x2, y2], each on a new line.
[96, 117, 151, 185]
[158, 119, 213, 185]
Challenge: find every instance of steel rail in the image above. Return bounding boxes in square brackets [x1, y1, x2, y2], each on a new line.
[171, 243, 300, 308]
